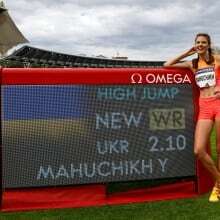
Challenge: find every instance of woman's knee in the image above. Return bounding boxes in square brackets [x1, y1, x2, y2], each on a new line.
[194, 147, 206, 158]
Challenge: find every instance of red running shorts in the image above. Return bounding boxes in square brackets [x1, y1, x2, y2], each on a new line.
[198, 97, 220, 120]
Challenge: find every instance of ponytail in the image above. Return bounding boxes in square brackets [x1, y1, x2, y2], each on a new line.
[207, 47, 214, 64]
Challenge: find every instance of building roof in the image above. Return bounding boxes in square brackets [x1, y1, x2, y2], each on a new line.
[4, 45, 164, 68]
[0, 1, 29, 55]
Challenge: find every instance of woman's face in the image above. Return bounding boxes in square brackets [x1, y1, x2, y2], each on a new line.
[195, 36, 210, 55]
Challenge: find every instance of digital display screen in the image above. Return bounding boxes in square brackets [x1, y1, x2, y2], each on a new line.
[2, 84, 195, 188]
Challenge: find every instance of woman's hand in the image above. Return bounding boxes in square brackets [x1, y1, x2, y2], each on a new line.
[185, 47, 197, 57]
[214, 86, 220, 99]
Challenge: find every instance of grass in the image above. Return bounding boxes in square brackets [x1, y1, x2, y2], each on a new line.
[1, 195, 220, 220]
[0, 129, 218, 220]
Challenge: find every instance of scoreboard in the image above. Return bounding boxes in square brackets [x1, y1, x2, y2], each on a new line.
[1, 68, 196, 188]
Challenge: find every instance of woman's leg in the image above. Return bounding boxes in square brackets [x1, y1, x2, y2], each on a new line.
[194, 119, 220, 183]
[215, 119, 220, 171]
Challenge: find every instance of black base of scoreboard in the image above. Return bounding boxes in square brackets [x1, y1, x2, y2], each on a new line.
[106, 176, 196, 195]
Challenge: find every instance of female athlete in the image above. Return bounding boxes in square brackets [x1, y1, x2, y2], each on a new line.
[164, 33, 220, 202]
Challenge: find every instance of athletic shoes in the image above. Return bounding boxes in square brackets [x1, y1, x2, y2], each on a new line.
[209, 186, 220, 202]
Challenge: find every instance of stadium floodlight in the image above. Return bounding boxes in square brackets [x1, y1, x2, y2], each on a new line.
[0, 1, 29, 56]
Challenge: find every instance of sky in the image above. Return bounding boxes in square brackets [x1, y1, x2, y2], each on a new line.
[4, 0, 220, 61]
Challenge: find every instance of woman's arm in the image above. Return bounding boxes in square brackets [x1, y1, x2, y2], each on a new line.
[214, 54, 220, 67]
[214, 54, 220, 98]
[164, 47, 196, 68]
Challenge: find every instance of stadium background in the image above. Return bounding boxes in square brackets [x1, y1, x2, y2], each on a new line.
[0, 45, 164, 68]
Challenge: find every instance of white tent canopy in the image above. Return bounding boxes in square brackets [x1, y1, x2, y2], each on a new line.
[0, 1, 29, 55]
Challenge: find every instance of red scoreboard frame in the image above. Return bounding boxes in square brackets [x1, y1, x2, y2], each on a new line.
[0, 67, 214, 212]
